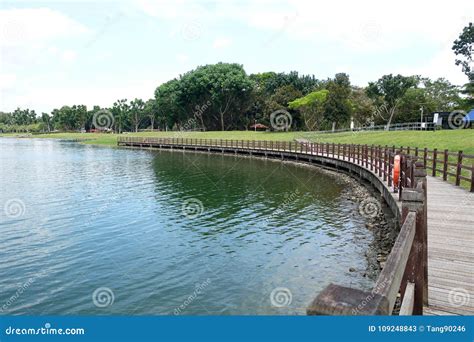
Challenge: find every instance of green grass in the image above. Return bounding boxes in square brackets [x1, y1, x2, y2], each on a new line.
[2, 129, 473, 155]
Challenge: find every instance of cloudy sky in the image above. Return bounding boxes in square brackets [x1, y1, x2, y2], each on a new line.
[0, 0, 472, 113]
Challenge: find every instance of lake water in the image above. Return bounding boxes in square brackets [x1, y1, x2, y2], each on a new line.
[0, 138, 377, 315]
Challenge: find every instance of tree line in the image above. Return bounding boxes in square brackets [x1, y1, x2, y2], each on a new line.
[1, 24, 472, 133]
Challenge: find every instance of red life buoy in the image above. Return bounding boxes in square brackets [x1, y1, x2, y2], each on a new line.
[393, 155, 401, 189]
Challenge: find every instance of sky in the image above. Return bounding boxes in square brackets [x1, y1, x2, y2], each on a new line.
[0, 0, 473, 113]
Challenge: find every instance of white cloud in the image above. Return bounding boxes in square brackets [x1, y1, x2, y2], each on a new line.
[212, 37, 232, 49]
[0, 8, 90, 47]
[396, 44, 469, 86]
[61, 50, 77, 63]
[176, 53, 189, 63]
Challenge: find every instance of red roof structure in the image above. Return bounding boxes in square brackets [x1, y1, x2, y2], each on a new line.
[249, 123, 269, 129]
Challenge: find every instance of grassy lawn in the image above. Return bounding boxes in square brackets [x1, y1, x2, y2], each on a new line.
[2, 129, 473, 154]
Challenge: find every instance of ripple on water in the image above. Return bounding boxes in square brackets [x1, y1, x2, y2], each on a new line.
[0, 138, 379, 315]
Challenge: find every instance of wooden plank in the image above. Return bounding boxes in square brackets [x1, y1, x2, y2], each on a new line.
[425, 175, 474, 316]
[400, 282, 415, 315]
[424, 306, 459, 316]
[373, 212, 416, 313]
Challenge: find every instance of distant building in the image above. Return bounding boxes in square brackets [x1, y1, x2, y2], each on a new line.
[464, 109, 474, 128]
[423, 111, 473, 129]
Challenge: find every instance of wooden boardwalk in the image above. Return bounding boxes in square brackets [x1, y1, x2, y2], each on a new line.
[425, 176, 474, 315]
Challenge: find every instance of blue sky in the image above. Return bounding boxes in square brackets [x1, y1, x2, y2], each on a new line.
[0, 0, 472, 113]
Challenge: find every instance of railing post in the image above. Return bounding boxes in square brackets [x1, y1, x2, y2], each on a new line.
[400, 185, 427, 315]
[432, 148, 437, 177]
[471, 164, 474, 193]
[443, 149, 448, 181]
[455, 151, 463, 186]
[388, 152, 393, 187]
[380, 146, 384, 177]
[423, 148, 427, 168]
[307, 284, 389, 315]
[370, 145, 374, 171]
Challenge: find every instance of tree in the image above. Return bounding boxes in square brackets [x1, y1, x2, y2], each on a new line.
[41, 112, 51, 132]
[288, 89, 329, 130]
[11, 108, 36, 126]
[366, 74, 417, 127]
[323, 73, 352, 129]
[397, 88, 433, 123]
[180, 63, 254, 131]
[452, 23, 474, 81]
[349, 87, 375, 126]
[155, 79, 184, 130]
[111, 99, 129, 133]
[422, 78, 462, 111]
[143, 99, 158, 131]
[129, 98, 145, 132]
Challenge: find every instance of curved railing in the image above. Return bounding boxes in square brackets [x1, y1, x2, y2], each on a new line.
[117, 136, 428, 315]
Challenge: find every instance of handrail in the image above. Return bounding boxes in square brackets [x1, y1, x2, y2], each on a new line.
[117, 137, 430, 315]
[117, 137, 420, 198]
[117, 136, 473, 192]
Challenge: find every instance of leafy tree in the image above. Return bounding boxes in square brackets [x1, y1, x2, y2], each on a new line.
[421, 78, 462, 111]
[143, 99, 159, 131]
[11, 108, 36, 126]
[366, 74, 417, 127]
[129, 98, 145, 132]
[323, 73, 352, 129]
[155, 79, 185, 130]
[349, 87, 375, 126]
[288, 89, 329, 130]
[452, 22, 474, 81]
[111, 99, 130, 133]
[396, 88, 433, 123]
[41, 112, 51, 132]
[181, 63, 254, 131]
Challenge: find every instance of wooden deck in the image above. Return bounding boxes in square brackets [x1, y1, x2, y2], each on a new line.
[425, 176, 474, 315]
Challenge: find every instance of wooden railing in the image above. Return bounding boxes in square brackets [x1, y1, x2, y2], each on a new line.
[118, 137, 473, 192]
[117, 137, 420, 199]
[307, 180, 427, 315]
[118, 136, 430, 315]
